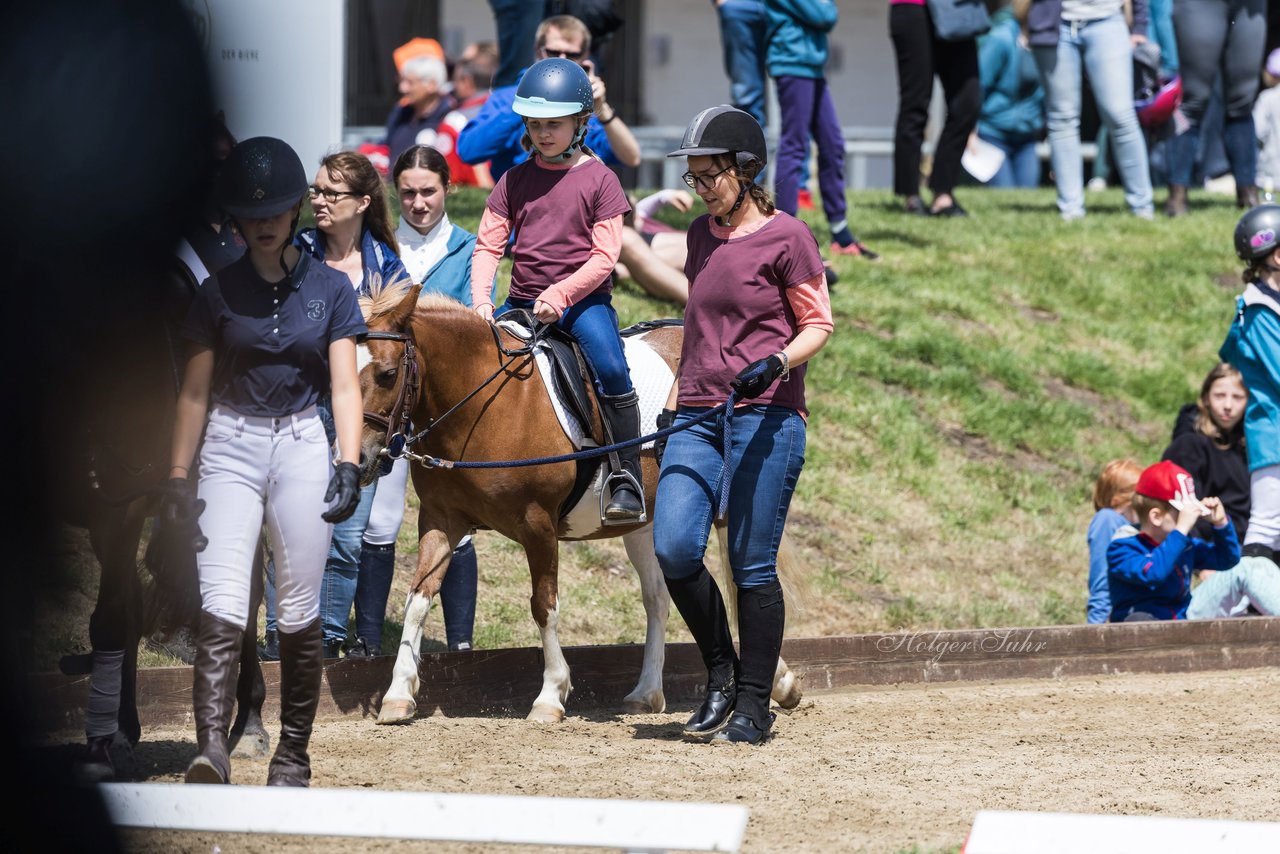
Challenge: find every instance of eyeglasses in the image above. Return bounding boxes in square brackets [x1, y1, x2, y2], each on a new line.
[682, 166, 732, 191]
[541, 47, 586, 61]
[308, 185, 362, 203]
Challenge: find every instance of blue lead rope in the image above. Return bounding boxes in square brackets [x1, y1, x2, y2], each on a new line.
[409, 394, 737, 471]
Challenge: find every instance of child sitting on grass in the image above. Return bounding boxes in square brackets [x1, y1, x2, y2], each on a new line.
[1086, 459, 1141, 624]
[1107, 460, 1240, 622]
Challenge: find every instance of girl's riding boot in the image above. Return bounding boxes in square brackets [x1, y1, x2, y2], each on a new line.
[600, 390, 645, 522]
[268, 618, 323, 786]
[713, 579, 784, 746]
[353, 541, 395, 657]
[185, 611, 245, 783]
[664, 567, 738, 736]
[440, 539, 479, 651]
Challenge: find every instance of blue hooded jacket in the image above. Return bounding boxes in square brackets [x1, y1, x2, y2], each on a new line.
[977, 9, 1045, 145]
[295, 227, 409, 297]
[764, 0, 838, 79]
[1220, 282, 1280, 471]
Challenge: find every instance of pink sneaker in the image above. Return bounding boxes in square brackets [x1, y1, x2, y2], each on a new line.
[829, 240, 880, 261]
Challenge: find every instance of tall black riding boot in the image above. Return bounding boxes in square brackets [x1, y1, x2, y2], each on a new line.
[186, 611, 244, 783]
[268, 618, 323, 787]
[665, 568, 738, 736]
[600, 390, 645, 523]
[713, 580, 784, 746]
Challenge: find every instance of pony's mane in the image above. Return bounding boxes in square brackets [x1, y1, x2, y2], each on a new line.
[359, 273, 475, 324]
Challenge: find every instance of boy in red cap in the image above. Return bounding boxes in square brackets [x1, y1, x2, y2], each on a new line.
[1106, 460, 1240, 621]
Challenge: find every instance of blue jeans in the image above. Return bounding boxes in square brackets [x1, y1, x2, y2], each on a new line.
[717, 0, 768, 126]
[486, 0, 541, 89]
[316, 395, 378, 645]
[498, 293, 633, 395]
[1033, 15, 1153, 217]
[981, 134, 1042, 188]
[653, 405, 805, 589]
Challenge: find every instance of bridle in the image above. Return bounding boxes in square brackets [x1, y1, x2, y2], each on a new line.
[362, 330, 419, 462]
[361, 312, 548, 465]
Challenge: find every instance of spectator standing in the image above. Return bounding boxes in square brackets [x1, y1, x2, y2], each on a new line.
[659, 106, 832, 744]
[713, 0, 769, 125]
[167, 137, 366, 785]
[487, 0, 543, 88]
[976, 1, 1045, 188]
[767, 0, 878, 258]
[1026, 0, 1155, 220]
[349, 145, 489, 656]
[386, 52, 454, 165]
[1086, 458, 1140, 624]
[458, 15, 641, 182]
[1253, 50, 1280, 200]
[1164, 0, 1266, 216]
[890, 0, 984, 212]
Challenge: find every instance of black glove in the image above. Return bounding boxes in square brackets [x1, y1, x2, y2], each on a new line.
[159, 477, 207, 552]
[731, 354, 785, 400]
[322, 461, 361, 523]
[654, 408, 677, 468]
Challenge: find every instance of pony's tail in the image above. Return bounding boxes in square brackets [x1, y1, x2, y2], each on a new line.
[710, 523, 811, 633]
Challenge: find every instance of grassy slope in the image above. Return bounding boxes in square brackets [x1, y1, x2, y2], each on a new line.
[36, 186, 1247, 670]
[418, 185, 1244, 651]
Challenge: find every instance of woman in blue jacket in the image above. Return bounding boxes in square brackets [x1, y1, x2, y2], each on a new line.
[347, 145, 494, 657]
[976, 3, 1044, 188]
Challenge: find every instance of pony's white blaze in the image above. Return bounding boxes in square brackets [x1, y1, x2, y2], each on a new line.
[528, 602, 571, 723]
[356, 342, 372, 372]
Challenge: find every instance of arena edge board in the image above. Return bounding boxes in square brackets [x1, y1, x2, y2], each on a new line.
[31, 617, 1280, 732]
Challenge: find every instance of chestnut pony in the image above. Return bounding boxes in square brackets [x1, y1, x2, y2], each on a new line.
[358, 283, 803, 724]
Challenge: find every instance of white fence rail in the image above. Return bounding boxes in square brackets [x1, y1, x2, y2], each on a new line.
[101, 782, 749, 853]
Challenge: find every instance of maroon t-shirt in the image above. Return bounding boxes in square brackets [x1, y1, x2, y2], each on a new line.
[680, 212, 826, 412]
[485, 156, 631, 303]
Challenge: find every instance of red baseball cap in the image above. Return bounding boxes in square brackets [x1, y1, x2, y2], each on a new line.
[1135, 460, 1196, 504]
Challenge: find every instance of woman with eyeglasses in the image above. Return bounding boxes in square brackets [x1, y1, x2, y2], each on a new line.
[655, 106, 833, 746]
[165, 137, 365, 786]
[292, 150, 410, 659]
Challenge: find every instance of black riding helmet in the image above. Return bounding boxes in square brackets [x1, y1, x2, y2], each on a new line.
[1234, 203, 1280, 262]
[667, 105, 768, 171]
[217, 136, 308, 220]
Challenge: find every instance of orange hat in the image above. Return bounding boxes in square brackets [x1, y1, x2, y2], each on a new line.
[393, 37, 444, 74]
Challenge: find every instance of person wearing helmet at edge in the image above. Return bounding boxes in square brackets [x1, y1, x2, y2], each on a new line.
[1220, 205, 1280, 575]
[470, 57, 644, 523]
[164, 137, 366, 787]
[653, 106, 833, 745]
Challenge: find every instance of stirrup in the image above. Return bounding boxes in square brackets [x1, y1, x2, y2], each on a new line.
[600, 469, 647, 525]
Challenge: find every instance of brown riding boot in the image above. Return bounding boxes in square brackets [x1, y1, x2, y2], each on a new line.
[267, 618, 323, 787]
[1238, 183, 1260, 209]
[1164, 184, 1188, 218]
[185, 611, 244, 784]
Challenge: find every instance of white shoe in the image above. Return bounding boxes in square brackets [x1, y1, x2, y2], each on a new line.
[1086, 177, 1107, 192]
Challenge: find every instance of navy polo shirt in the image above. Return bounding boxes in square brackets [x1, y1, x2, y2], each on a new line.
[182, 252, 367, 417]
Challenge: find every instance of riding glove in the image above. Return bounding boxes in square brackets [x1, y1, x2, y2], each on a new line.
[160, 477, 207, 552]
[322, 462, 361, 523]
[731, 354, 785, 400]
[654, 408, 677, 467]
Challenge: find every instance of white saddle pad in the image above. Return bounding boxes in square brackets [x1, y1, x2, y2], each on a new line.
[495, 321, 675, 450]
